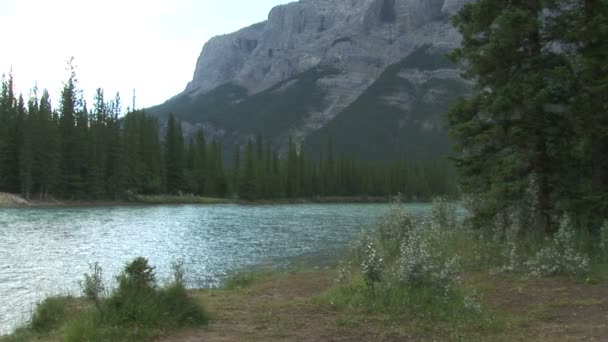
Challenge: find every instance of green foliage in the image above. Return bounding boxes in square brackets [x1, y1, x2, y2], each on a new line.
[8, 257, 208, 341]
[81, 262, 105, 303]
[526, 215, 591, 277]
[165, 113, 185, 193]
[324, 275, 485, 325]
[331, 198, 481, 327]
[0, 64, 456, 201]
[30, 297, 73, 333]
[449, 0, 608, 233]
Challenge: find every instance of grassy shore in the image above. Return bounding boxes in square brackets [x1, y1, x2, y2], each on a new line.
[4, 266, 606, 342]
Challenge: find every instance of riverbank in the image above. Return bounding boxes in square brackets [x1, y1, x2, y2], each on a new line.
[0, 192, 232, 208]
[0, 192, 396, 208]
[3, 267, 607, 341]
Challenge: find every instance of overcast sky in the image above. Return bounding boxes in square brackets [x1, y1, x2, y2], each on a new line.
[0, 0, 293, 110]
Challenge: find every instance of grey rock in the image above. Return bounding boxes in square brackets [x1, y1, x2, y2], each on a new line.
[170, 0, 475, 153]
[184, 0, 470, 98]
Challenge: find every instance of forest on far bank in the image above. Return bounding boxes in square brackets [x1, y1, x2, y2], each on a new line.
[0, 68, 455, 202]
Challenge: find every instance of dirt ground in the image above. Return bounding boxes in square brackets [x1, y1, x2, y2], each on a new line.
[160, 269, 608, 342]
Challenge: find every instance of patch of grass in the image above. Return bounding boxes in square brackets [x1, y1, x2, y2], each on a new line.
[224, 271, 267, 290]
[336, 313, 365, 327]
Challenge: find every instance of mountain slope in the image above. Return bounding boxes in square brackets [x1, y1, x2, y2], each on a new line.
[305, 45, 470, 160]
[148, 0, 474, 160]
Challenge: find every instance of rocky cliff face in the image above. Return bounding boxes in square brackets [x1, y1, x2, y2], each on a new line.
[150, 0, 474, 160]
[185, 0, 470, 97]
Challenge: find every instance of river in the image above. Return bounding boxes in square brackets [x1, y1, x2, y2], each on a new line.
[0, 203, 433, 335]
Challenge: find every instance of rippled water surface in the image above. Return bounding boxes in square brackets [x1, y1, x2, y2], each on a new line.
[0, 203, 432, 334]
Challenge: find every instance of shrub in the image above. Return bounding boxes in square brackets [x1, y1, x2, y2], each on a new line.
[335, 261, 352, 285]
[30, 297, 73, 333]
[526, 214, 590, 277]
[335, 197, 469, 320]
[429, 197, 458, 232]
[361, 240, 384, 290]
[81, 262, 105, 304]
[171, 259, 186, 287]
[25, 257, 209, 341]
[397, 229, 461, 291]
[119, 257, 156, 290]
[375, 195, 417, 257]
[500, 215, 522, 273]
[396, 229, 434, 286]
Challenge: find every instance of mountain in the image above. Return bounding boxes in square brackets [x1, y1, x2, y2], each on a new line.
[147, 0, 473, 161]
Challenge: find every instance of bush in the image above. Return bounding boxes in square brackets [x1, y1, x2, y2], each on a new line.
[30, 297, 73, 333]
[119, 256, 156, 290]
[16, 257, 209, 341]
[99, 257, 208, 330]
[333, 197, 473, 322]
[335, 261, 352, 285]
[397, 233, 461, 290]
[429, 197, 458, 232]
[526, 214, 590, 277]
[360, 240, 384, 290]
[81, 262, 105, 304]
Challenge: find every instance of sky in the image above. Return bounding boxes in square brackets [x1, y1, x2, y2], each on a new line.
[0, 0, 293, 110]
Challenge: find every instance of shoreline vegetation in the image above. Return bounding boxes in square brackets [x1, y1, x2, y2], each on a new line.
[0, 191, 410, 208]
[3, 199, 607, 341]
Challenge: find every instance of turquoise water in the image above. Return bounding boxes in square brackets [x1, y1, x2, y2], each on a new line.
[0, 203, 432, 335]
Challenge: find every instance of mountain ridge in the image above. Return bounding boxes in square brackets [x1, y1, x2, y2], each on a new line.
[148, 0, 474, 160]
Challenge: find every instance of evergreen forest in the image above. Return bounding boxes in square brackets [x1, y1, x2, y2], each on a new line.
[0, 64, 454, 201]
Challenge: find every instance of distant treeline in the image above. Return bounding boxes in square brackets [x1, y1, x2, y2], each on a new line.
[0, 68, 455, 201]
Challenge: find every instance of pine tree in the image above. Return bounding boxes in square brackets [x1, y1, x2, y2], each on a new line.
[105, 93, 125, 199]
[232, 144, 241, 197]
[449, 0, 574, 232]
[547, 0, 608, 230]
[0, 73, 21, 193]
[19, 93, 34, 199]
[285, 136, 299, 197]
[59, 60, 84, 197]
[37, 90, 60, 198]
[239, 140, 257, 200]
[164, 113, 185, 194]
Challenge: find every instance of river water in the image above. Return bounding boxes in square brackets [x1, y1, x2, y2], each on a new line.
[0, 203, 432, 335]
